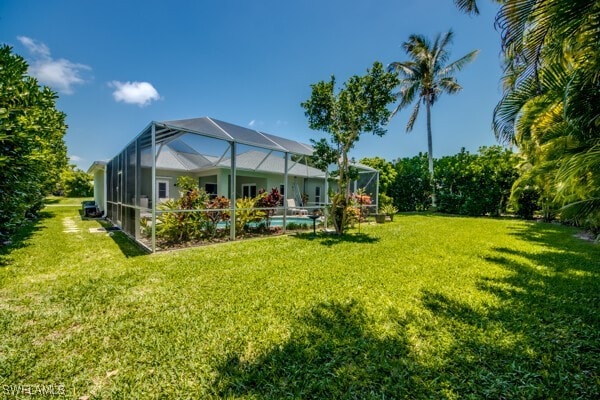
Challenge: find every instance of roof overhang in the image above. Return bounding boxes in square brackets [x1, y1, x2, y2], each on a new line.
[87, 161, 107, 174]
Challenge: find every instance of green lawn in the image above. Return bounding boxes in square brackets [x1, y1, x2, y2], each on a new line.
[1, 199, 598, 399]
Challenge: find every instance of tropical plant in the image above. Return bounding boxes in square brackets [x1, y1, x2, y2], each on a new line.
[235, 197, 264, 235]
[154, 177, 209, 243]
[255, 188, 282, 228]
[492, 0, 600, 230]
[388, 31, 478, 208]
[302, 61, 399, 234]
[350, 189, 372, 222]
[205, 196, 230, 239]
[380, 204, 398, 216]
[0, 45, 68, 240]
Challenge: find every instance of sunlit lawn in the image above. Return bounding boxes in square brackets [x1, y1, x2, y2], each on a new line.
[1, 198, 598, 399]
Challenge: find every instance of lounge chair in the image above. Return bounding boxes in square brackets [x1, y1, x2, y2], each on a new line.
[286, 198, 308, 215]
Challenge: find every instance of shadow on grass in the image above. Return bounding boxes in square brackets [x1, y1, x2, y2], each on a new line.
[0, 211, 53, 267]
[419, 221, 600, 398]
[212, 300, 433, 398]
[292, 232, 380, 247]
[94, 220, 147, 258]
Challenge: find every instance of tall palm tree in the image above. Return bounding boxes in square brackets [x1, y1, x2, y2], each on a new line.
[389, 31, 478, 208]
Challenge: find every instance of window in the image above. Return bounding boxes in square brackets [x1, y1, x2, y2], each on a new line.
[157, 180, 169, 199]
[205, 183, 218, 199]
[242, 184, 257, 198]
[315, 186, 321, 204]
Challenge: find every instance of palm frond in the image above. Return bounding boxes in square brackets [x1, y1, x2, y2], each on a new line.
[406, 101, 421, 132]
[453, 0, 480, 15]
[434, 31, 454, 68]
[439, 50, 480, 77]
[438, 77, 462, 94]
[493, 74, 541, 144]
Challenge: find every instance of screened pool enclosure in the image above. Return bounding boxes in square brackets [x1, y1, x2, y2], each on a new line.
[89, 117, 379, 252]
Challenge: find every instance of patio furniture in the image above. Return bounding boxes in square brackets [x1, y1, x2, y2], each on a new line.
[286, 199, 308, 215]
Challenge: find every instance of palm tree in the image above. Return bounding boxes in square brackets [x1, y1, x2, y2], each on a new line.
[389, 31, 478, 208]
[492, 0, 600, 228]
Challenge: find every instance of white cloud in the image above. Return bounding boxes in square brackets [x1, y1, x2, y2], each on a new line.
[17, 36, 90, 94]
[17, 36, 50, 58]
[110, 81, 160, 107]
[69, 155, 83, 162]
[248, 119, 256, 127]
[29, 59, 91, 94]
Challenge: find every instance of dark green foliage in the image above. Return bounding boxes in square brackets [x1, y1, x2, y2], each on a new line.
[387, 147, 518, 216]
[513, 186, 540, 220]
[0, 45, 68, 240]
[436, 146, 518, 216]
[388, 153, 431, 211]
[435, 149, 477, 214]
[286, 221, 309, 230]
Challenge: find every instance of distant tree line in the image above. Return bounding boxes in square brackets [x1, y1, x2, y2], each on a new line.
[362, 143, 597, 230]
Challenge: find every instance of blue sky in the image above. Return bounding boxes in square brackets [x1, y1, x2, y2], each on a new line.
[1, 0, 504, 170]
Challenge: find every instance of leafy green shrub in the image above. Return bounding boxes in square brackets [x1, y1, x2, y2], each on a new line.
[155, 177, 209, 243]
[235, 197, 264, 235]
[435, 147, 518, 216]
[57, 165, 93, 197]
[286, 222, 310, 230]
[0, 45, 68, 240]
[378, 193, 393, 208]
[389, 154, 431, 211]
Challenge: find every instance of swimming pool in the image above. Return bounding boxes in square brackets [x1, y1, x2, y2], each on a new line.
[268, 216, 314, 227]
[215, 216, 319, 229]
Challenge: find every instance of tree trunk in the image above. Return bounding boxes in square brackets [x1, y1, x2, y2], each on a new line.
[426, 99, 436, 208]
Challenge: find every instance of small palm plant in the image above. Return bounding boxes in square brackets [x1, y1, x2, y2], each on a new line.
[380, 204, 398, 221]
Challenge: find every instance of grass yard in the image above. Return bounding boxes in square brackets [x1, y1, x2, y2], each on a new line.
[1, 199, 598, 399]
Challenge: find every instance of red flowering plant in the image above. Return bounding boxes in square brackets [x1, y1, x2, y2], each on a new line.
[350, 189, 372, 223]
[256, 188, 282, 229]
[204, 196, 230, 239]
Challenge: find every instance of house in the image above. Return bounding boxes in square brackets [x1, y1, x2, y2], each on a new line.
[88, 116, 378, 251]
